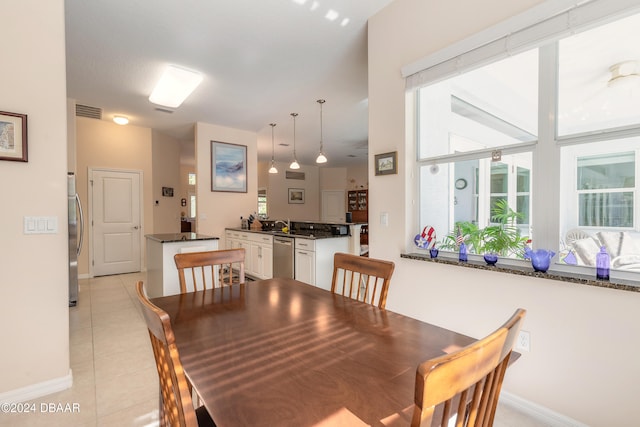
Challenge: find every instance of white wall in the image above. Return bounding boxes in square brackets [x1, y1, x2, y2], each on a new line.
[195, 122, 258, 243]
[152, 130, 182, 233]
[265, 160, 321, 221]
[369, 1, 640, 426]
[76, 117, 154, 275]
[0, 0, 70, 396]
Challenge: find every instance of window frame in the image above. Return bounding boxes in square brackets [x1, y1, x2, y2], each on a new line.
[412, 6, 640, 280]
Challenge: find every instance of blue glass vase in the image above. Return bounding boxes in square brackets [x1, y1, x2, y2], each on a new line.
[596, 246, 610, 280]
[459, 242, 467, 262]
[524, 248, 555, 273]
[429, 247, 439, 258]
[483, 253, 498, 265]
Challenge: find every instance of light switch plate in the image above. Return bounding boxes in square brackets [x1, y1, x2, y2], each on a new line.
[24, 216, 58, 234]
[380, 212, 389, 226]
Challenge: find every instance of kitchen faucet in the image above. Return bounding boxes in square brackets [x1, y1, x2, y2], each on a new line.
[274, 219, 290, 231]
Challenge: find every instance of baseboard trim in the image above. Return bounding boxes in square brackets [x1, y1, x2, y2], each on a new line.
[0, 369, 73, 403]
[501, 391, 588, 427]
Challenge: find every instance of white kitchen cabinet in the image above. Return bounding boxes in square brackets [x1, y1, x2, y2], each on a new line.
[225, 229, 273, 280]
[295, 237, 349, 290]
[248, 233, 273, 279]
[295, 247, 316, 285]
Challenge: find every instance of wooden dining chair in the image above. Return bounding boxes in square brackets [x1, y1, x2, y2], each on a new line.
[174, 248, 245, 293]
[135, 281, 216, 427]
[330, 252, 395, 309]
[411, 308, 526, 427]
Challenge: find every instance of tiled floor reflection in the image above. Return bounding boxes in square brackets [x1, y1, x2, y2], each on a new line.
[3, 272, 547, 426]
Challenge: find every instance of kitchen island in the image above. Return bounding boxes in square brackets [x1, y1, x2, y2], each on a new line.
[145, 233, 219, 297]
[225, 224, 352, 289]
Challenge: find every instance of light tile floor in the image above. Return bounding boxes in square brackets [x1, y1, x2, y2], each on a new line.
[3, 272, 548, 427]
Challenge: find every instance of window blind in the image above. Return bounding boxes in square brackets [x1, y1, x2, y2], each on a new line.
[403, 0, 640, 90]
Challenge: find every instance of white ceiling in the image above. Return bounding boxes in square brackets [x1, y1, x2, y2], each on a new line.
[65, 0, 394, 167]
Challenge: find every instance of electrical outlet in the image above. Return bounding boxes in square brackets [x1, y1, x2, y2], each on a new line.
[516, 330, 530, 352]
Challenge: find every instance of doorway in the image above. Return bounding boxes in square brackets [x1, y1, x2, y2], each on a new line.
[89, 168, 142, 276]
[321, 190, 346, 223]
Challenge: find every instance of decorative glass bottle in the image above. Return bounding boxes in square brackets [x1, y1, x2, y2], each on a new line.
[458, 242, 467, 262]
[596, 246, 610, 280]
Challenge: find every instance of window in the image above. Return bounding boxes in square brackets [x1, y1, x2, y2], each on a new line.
[577, 152, 634, 227]
[189, 193, 196, 218]
[412, 4, 640, 274]
[417, 50, 537, 257]
[258, 188, 267, 216]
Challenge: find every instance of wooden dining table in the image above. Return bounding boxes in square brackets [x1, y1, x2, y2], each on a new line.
[151, 277, 476, 427]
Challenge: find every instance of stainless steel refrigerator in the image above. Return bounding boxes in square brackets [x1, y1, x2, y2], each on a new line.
[68, 172, 84, 306]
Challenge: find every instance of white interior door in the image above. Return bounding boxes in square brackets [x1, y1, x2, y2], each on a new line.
[90, 169, 142, 276]
[322, 190, 346, 222]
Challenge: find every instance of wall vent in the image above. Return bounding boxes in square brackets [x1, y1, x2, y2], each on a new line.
[285, 171, 305, 180]
[154, 107, 174, 114]
[75, 104, 102, 120]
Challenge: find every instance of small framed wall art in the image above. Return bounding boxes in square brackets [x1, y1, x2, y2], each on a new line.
[374, 151, 397, 176]
[288, 188, 305, 204]
[0, 111, 28, 162]
[211, 141, 247, 192]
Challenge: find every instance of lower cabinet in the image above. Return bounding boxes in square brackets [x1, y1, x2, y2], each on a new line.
[250, 237, 273, 279]
[295, 240, 316, 286]
[295, 237, 349, 290]
[225, 230, 273, 280]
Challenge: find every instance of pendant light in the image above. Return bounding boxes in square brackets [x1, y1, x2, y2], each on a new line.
[315, 99, 327, 164]
[289, 113, 300, 170]
[268, 123, 278, 174]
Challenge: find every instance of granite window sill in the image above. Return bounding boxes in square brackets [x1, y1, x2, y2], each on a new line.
[401, 252, 640, 293]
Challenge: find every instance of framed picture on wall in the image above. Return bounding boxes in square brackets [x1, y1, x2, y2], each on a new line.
[211, 141, 247, 192]
[0, 111, 28, 162]
[288, 188, 305, 204]
[374, 151, 397, 176]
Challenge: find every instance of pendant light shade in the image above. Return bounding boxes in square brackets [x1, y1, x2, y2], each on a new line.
[315, 99, 327, 164]
[289, 113, 300, 169]
[268, 123, 278, 174]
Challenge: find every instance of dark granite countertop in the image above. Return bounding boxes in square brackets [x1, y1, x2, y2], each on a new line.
[145, 233, 219, 243]
[225, 228, 349, 240]
[401, 252, 640, 293]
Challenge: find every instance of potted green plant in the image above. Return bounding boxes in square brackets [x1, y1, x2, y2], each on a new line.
[440, 200, 529, 263]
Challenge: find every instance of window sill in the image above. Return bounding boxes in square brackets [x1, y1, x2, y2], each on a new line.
[400, 252, 640, 293]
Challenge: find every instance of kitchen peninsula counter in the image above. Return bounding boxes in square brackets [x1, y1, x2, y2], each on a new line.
[145, 233, 219, 297]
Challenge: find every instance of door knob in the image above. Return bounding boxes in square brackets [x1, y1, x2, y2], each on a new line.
[133, 226, 139, 230]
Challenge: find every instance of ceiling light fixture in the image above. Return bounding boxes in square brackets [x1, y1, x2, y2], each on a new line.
[148, 65, 203, 109]
[315, 99, 327, 164]
[325, 10, 339, 21]
[289, 113, 300, 170]
[269, 123, 278, 174]
[113, 115, 129, 125]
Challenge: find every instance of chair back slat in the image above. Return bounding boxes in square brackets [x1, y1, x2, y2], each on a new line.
[330, 252, 395, 309]
[175, 249, 246, 293]
[411, 308, 526, 427]
[135, 281, 198, 427]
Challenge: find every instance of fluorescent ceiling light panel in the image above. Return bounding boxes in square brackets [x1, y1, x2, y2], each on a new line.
[149, 65, 203, 108]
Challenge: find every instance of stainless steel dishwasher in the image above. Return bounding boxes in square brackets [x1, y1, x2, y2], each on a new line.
[273, 236, 295, 278]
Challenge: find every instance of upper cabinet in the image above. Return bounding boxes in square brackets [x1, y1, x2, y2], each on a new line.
[348, 189, 368, 223]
